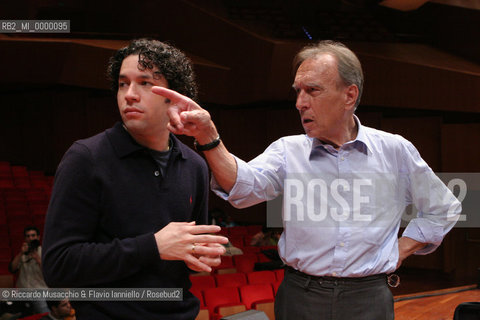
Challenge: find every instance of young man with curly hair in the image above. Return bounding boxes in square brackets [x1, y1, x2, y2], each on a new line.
[42, 39, 228, 320]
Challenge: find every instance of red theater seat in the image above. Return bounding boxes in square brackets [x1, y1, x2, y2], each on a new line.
[189, 274, 216, 290]
[274, 268, 285, 281]
[246, 225, 263, 234]
[215, 272, 247, 288]
[203, 286, 246, 320]
[239, 284, 274, 309]
[233, 254, 258, 273]
[239, 284, 275, 319]
[247, 271, 276, 285]
[18, 312, 49, 320]
[212, 255, 236, 274]
[227, 226, 248, 237]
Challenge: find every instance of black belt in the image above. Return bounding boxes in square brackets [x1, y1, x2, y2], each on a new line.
[285, 266, 387, 284]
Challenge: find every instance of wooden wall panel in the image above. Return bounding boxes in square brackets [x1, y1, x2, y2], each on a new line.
[442, 124, 480, 172]
[441, 123, 480, 281]
[355, 111, 382, 130]
[215, 108, 268, 162]
[0, 89, 54, 172]
[381, 117, 442, 171]
[0, 87, 119, 174]
[265, 107, 304, 144]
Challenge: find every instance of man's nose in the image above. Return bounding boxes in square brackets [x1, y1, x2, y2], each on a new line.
[295, 90, 309, 111]
[125, 84, 140, 102]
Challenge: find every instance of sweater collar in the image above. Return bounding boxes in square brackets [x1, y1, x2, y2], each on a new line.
[106, 122, 189, 160]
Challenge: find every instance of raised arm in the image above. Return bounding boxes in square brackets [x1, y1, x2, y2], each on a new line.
[152, 86, 237, 193]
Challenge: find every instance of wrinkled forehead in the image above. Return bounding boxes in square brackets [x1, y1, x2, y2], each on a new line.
[294, 54, 340, 85]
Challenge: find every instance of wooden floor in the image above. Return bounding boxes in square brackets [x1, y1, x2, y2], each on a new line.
[394, 285, 480, 320]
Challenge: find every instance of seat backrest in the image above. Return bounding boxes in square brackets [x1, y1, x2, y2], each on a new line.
[242, 246, 261, 254]
[228, 226, 248, 236]
[215, 272, 247, 288]
[239, 284, 274, 309]
[233, 254, 258, 273]
[203, 286, 242, 316]
[272, 280, 282, 295]
[228, 236, 245, 249]
[189, 274, 216, 290]
[274, 268, 285, 281]
[18, 312, 49, 320]
[246, 225, 263, 235]
[212, 255, 234, 273]
[247, 271, 276, 285]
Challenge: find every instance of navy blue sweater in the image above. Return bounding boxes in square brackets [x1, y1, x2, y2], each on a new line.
[42, 122, 209, 320]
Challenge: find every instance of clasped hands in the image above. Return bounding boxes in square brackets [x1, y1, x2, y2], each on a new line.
[151, 87, 228, 272]
[154, 222, 228, 272]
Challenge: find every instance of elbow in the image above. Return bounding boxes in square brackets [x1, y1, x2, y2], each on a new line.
[229, 200, 250, 209]
[42, 256, 62, 287]
[448, 199, 462, 224]
[43, 273, 62, 288]
[42, 249, 75, 288]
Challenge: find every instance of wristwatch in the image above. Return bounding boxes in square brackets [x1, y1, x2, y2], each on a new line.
[194, 135, 221, 151]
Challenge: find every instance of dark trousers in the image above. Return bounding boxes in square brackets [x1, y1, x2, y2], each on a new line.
[274, 267, 394, 320]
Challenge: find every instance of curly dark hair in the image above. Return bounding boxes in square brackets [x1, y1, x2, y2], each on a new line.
[107, 38, 198, 100]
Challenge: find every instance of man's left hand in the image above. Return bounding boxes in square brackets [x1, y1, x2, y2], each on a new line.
[396, 237, 426, 269]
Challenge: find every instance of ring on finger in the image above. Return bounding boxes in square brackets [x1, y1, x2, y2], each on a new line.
[191, 243, 196, 253]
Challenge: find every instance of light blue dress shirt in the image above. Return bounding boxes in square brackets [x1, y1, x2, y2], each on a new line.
[212, 116, 461, 277]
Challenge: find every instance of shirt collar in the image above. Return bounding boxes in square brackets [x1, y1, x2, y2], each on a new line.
[352, 115, 374, 154]
[310, 115, 373, 155]
[106, 122, 189, 160]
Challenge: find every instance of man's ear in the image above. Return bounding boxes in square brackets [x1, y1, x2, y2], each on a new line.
[344, 84, 359, 111]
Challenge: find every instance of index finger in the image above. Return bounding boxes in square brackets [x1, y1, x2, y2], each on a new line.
[152, 86, 192, 109]
[152, 86, 199, 132]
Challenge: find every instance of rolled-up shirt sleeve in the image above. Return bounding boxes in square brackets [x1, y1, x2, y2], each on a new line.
[211, 139, 287, 208]
[212, 155, 254, 201]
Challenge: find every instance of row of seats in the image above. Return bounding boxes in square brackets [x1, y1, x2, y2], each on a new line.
[190, 270, 284, 319]
[0, 162, 53, 276]
[0, 188, 50, 269]
[190, 270, 284, 289]
[0, 161, 53, 189]
[192, 283, 277, 320]
[193, 226, 279, 319]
